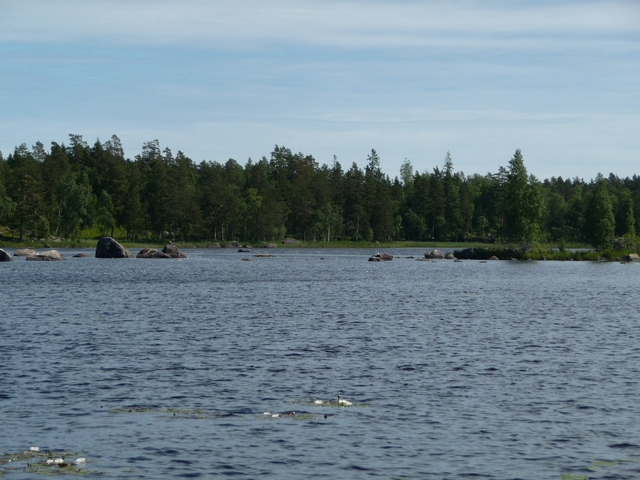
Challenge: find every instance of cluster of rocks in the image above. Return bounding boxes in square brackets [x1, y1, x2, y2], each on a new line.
[96, 237, 186, 259]
[0, 248, 67, 261]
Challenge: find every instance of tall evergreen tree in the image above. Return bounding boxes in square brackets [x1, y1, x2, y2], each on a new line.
[504, 149, 541, 252]
[587, 177, 615, 251]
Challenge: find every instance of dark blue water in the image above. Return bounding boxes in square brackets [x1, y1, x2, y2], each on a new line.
[2, 248, 640, 479]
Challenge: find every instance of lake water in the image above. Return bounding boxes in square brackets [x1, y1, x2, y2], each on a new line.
[1, 247, 640, 479]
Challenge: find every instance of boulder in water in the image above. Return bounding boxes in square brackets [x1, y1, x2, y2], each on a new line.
[0, 249, 13, 262]
[14, 248, 37, 257]
[137, 248, 171, 259]
[26, 250, 65, 261]
[95, 237, 133, 258]
[162, 243, 186, 258]
[426, 250, 444, 259]
[368, 252, 393, 262]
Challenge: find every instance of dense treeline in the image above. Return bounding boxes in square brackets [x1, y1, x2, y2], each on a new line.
[0, 134, 638, 251]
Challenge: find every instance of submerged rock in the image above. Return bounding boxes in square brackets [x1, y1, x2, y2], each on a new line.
[162, 243, 187, 258]
[137, 248, 171, 259]
[26, 250, 65, 261]
[96, 237, 133, 258]
[0, 248, 13, 262]
[73, 253, 91, 258]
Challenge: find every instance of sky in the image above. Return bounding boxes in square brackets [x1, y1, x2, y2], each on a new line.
[1, 0, 639, 181]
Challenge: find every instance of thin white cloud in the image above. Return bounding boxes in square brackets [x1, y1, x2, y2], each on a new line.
[2, 0, 639, 50]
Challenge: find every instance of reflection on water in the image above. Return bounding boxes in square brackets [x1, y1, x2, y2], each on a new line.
[1, 248, 640, 479]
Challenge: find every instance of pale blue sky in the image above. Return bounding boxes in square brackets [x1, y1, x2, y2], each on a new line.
[1, 0, 638, 180]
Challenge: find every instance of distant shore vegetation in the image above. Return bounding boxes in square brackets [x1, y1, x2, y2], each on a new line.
[0, 134, 638, 256]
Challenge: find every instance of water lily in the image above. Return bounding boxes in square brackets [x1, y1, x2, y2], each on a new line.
[30, 446, 40, 452]
[76, 458, 86, 464]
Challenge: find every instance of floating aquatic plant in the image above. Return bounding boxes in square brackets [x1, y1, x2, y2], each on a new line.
[560, 475, 589, 480]
[296, 399, 368, 408]
[108, 406, 234, 420]
[588, 460, 617, 470]
[0, 449, 89, 476]
[109, 406, 205, 415]
[258, 411, 315, 421]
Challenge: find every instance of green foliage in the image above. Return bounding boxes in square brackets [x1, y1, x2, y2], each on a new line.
[1, 136, 639, 253]
[588, 179, 615, 251]
[505, 150, 542, 252]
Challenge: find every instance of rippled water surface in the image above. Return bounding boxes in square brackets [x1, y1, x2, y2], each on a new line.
[2, 248, 640, 479]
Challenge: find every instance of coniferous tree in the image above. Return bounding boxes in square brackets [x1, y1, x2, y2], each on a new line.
[504, 149, 542, 252]
[587, 177, 615, 251]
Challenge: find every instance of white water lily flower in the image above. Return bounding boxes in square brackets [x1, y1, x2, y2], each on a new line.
[30, 447, 40, 452]
[271, 413, 280, 418]
[54, 458, 64, 464]
[314, 400, 324, 405]
[75, 458, 86, 464]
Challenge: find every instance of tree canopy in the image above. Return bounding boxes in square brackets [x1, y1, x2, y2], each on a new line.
[0, 136, 637, 251]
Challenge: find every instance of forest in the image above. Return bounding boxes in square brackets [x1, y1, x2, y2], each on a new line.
[0, 134, 637, 252]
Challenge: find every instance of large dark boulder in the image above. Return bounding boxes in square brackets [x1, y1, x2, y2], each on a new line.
[95, 237, 133, 258]
[162, 244, 187, 258]
[0, 249, 13, 262]
[137, 248, 171, 259]
[26, 250, 65, 261]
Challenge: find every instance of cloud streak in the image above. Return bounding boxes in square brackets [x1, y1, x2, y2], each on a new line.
[3, 0, 639, 50]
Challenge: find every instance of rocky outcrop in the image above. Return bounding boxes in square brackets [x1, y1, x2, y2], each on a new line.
[262, 243, 278, 248]
[224, 241, 242, 248]
[488, 255, 500, 260]
[95, 237, 133, 258]
[625, 253, 640, 262]
[369, 252, 393, 262]
[281, 237, 300, 245]
[162, 244, 187, 258]
[426, 250, 444, 259]
[0, 249, 13, 262]
[137, 248, 171, 259]
[26, 250, 65, 261]
[14, 248, 37, 257]
[445, 253, 456, 260]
